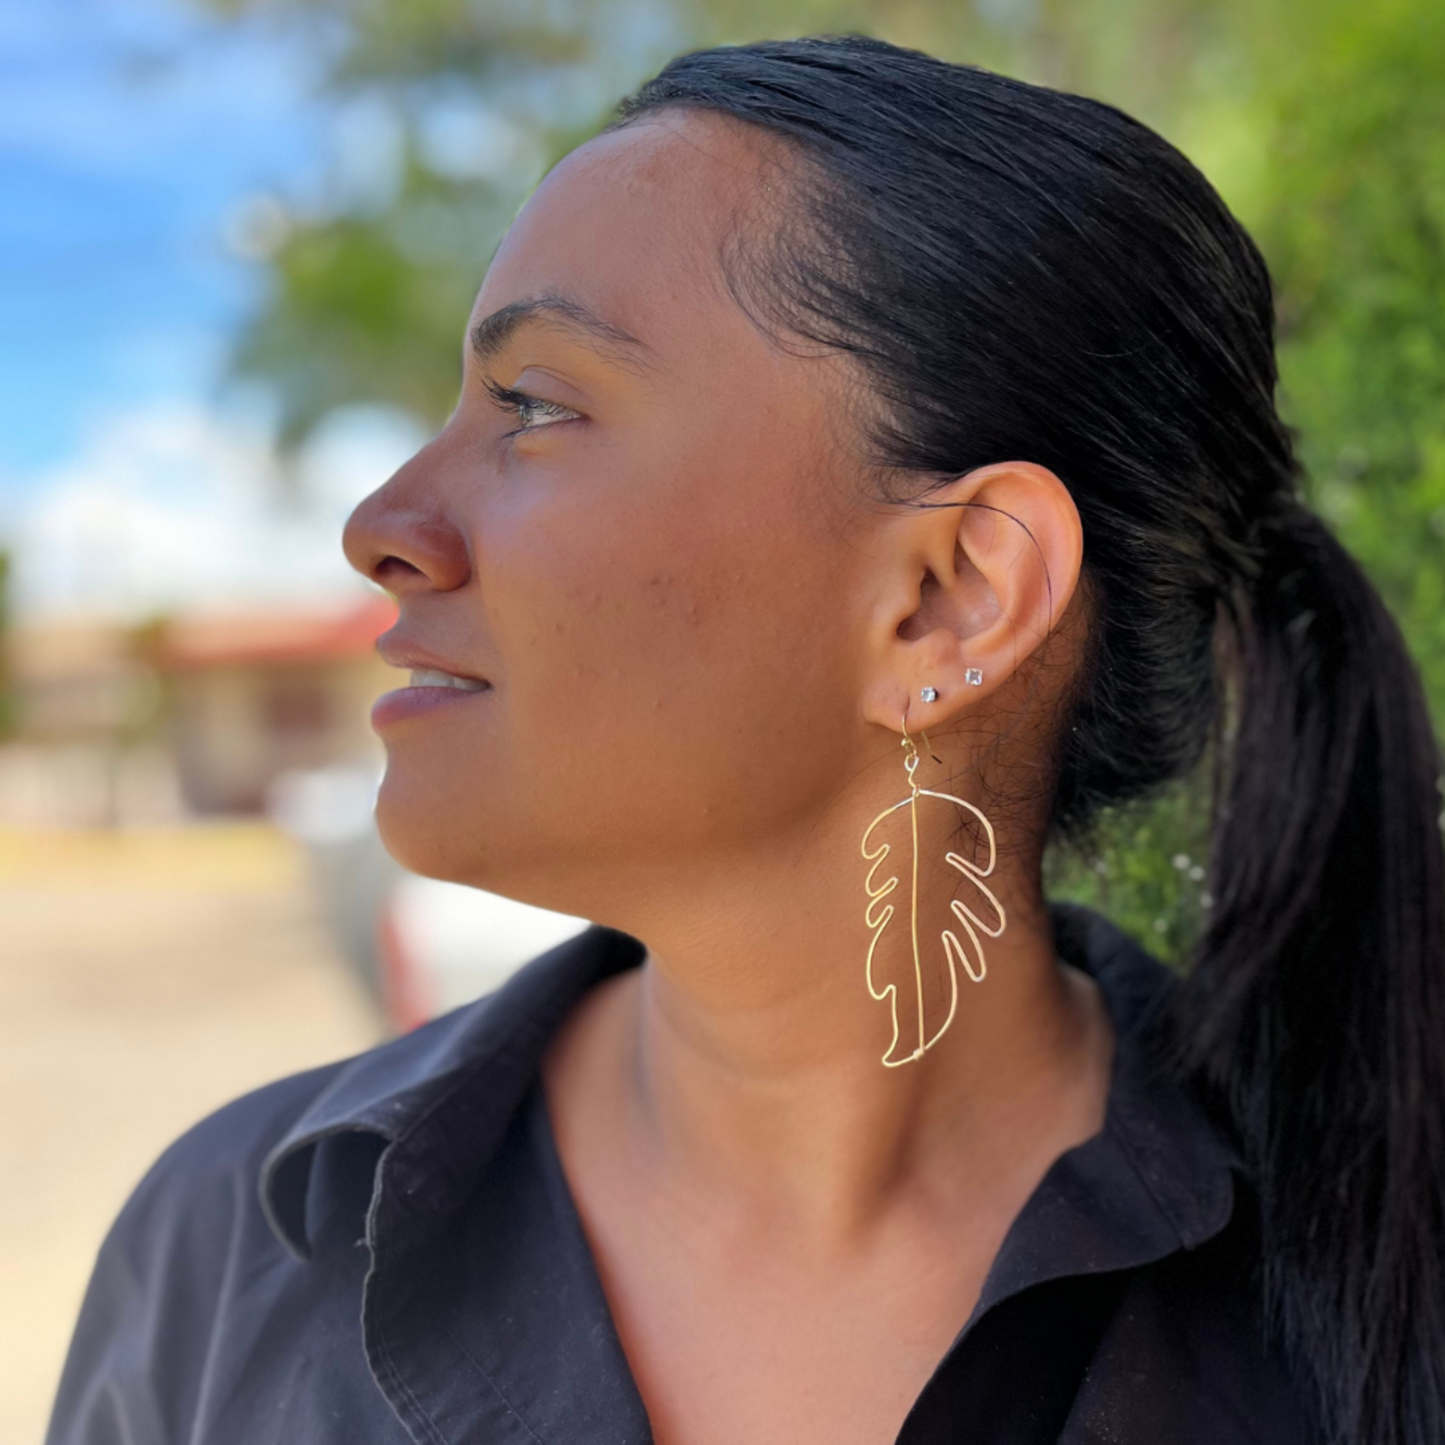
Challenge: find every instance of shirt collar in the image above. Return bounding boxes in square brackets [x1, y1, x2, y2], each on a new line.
[1047, 900, 1243, 1247]
[260, 921, 645, 1259]
[940, 902, 1243, 1359]
[260, 901, 1241, 1264]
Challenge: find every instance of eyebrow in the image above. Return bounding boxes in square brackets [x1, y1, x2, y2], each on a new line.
[468, 294, 655, 371]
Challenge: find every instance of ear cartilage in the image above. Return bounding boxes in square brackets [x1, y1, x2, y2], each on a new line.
[920, 686, 940, 703]
[964, 668, 984, 687]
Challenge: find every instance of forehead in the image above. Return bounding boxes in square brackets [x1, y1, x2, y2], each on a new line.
[473, 111, 782, 353]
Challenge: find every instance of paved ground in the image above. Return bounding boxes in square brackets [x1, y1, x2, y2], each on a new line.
[0, 825, 381, 1444]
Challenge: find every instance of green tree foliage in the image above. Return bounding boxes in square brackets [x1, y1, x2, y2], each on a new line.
[1253, 0, 1445, 718]
[235, 159, 513, 443]
[1050, 0, 1445, 954]
[208, 0, 669, 441]
[201, 0, 1445, 959]
[209, 0, 1248, 442]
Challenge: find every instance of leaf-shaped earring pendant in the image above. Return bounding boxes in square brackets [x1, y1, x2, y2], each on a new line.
[861, 720, 1007, 1067]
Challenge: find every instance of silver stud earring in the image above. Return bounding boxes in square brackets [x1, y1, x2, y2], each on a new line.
[964, 667, 984, 687]
[920, 686, 939, 703]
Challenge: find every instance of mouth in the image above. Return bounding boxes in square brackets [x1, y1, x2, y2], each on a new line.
[406, 667, 490, 693]
[373, 665, 493, 730]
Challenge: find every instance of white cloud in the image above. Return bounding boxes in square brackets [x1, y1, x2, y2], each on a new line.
[4, 400, 426, 622]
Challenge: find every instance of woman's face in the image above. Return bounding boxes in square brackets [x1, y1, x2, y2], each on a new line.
[344, 111, 895, 921]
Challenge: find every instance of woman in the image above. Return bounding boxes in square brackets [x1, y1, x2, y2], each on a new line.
[49, 35, 1445, 1445]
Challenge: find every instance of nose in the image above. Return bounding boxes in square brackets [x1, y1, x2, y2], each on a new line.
[342, 445, 472, 596]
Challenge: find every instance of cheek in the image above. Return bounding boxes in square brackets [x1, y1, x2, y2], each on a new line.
[477, 447, 864, 868]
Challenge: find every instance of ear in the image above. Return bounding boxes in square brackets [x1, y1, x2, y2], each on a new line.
[860, 462, 1084, 732]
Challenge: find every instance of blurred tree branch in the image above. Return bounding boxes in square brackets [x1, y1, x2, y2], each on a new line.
[197, 0, 1260, 445]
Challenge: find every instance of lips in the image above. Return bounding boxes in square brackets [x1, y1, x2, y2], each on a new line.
[373, 664, 493, 730]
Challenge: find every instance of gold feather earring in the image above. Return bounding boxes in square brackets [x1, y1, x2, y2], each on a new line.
[860, 685, 1006, 1067]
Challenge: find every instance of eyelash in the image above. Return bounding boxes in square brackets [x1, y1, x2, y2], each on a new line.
[483, 378, 580, 435]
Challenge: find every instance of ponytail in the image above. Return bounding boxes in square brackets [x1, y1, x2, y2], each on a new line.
[1182, 504, 1445, 1445]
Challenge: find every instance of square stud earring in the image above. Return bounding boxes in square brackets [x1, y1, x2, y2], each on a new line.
[964, 667, 984, 687]
[920, 686, 939, 703]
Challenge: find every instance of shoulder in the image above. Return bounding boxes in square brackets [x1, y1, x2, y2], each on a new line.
[121, 1060, 349, 1242]
[45, 1058, 360, 1445]
[46, 1002, 512, 1445]
[110, 920, 636, 1258]
[1073, 1189, 1322, 1444]
[47, 925, 645, 1443]
[87, 975, 521, 1282]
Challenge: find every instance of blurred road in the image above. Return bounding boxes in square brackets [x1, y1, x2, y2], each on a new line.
[0, 825, 381, 1444]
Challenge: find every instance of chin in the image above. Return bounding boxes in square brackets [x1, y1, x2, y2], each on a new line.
[372, 759, 557, 903]
[373, 765, 483, 885]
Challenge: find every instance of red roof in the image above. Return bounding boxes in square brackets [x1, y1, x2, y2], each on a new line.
[156, 596, 398, 670]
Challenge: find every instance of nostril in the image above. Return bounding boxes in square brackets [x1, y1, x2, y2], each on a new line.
[374, 555, 427, 587]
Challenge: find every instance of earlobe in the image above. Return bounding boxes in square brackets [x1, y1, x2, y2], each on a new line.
[860, 461, 1083, 732]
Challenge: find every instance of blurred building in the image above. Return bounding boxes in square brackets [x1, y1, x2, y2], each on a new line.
[0, 618, 171, 827]
[153, 598, 394, 814]
[5, 618, 150, 743]
[0, 596, 395, 824]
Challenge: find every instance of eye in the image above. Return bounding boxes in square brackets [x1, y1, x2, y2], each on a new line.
[483, 378, 581, 434]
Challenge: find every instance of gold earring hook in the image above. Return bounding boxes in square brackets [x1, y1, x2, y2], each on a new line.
[902, 703, 943, 767]
[899, 712, 921, 781]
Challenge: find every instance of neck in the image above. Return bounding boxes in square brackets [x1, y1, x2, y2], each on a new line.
[545, 783, 1114, 1249]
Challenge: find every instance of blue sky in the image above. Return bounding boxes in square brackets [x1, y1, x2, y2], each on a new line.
[0, 0, 681, 618]
[0, 0, 325, 490]
[0, 0, 433, 619]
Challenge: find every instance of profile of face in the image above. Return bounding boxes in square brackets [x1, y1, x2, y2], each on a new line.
[342, 110, 1082, 935]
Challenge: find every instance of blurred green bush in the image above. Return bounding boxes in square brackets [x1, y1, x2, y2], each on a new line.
[205, 0, 1445, 963]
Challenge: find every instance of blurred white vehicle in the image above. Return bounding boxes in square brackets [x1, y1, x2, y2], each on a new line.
[267, 765, 590, 1031]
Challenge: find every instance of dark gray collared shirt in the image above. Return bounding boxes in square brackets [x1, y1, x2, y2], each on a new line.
[47, 901, 1320, 1444]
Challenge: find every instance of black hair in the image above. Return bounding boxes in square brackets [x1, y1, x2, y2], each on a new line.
[616, 35, 1445, 1445]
